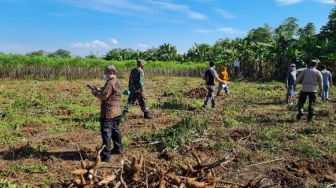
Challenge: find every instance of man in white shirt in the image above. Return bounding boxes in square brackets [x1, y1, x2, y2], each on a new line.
[320, 65, 333, 101]
[295, 60, 323, 122]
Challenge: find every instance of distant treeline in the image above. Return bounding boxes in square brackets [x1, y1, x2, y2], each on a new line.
[1, 7, 336, 79]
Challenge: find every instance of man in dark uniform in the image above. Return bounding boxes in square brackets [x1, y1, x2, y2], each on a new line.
[89, 65, 123, 162]
[123, 60, 152, 119]
[201, 61, 226, 112]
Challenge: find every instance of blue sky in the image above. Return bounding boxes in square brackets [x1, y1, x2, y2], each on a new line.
[0, 0, 334, 56]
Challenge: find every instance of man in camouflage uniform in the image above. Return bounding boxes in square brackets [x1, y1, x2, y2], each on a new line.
[90, 65, 123, 162]
[123, 60, 152, 119]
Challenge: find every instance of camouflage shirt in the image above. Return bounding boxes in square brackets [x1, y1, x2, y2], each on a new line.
[128, 67, 144, 93]
[92, 78, 122, 119]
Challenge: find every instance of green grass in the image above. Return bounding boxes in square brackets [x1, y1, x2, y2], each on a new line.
[3, 164, 48, 175]
[0, 77, 335, 186]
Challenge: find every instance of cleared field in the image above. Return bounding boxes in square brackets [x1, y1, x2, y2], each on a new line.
[0, 77, 335, 187]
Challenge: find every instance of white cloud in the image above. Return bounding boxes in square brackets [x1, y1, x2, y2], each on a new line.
[110, 38, 119, 45]
[215, 8, 235, 19]
[275, 0, 303, 6]
[147, 1, 207, 20]
[71, 40, 110, 49]
[314, 0, 335, 4]
[59, 0, 149, 15]
[193, 27, 245, 35]
[138, 43, 149, 49]
[58, 0, 207, 20]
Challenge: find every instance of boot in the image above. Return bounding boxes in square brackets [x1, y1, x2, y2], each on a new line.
[211, 100, 215, 108]
[144, 111, 152, 119]
[296, 112, 303, 121]
[307, 114, 313, 122]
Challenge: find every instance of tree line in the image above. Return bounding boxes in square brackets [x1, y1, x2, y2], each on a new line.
[25, 7, 336, 79]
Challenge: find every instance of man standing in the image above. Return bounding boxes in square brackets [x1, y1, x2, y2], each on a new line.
[296, 60, 323, 122]
[201, 61, 226, 112]
[285, 64, 297, 105]
[321, 65, 333, 101]
[123, 60, 152, 119]
[90, 65, 123, 162]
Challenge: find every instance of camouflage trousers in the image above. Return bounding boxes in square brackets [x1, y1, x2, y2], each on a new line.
[124, 92, 149, 113]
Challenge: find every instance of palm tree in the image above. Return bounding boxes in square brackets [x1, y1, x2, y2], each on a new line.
[157, 43, 177, 61]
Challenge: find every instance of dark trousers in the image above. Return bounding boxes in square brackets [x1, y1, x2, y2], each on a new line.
[100, 117, 123, 159]
[297, 92, 317, 119]
[124, 92, 148, 113]
[203, 86, 216, 108]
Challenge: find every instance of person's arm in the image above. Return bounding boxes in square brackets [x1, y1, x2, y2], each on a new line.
[295, 71, 304, 86]
[92, 81, 113, 100]
[318, 72, 323, 95]
[139, 70, 144, 92]
[216, 76, 226, 83]
[211, 69, 225, 83]
[285, 71, 289, 88]
[128, 71, 132, 90]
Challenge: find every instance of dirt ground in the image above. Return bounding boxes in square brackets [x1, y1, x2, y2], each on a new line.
[0, 77, 335, 187]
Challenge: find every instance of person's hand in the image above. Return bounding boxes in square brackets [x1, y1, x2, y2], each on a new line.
[87, 84, 97, 91]
[318, 89, 323, 97]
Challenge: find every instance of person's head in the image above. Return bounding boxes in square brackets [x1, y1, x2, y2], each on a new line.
[309, 59, 319, 68]
[137, 59, 145, 69]
[290, 63, 296, 71]
[221, 65, 227, 71]
[103, 65, 118, 80]
[320, 65, 326, 70]
[209, 61, 216, 68]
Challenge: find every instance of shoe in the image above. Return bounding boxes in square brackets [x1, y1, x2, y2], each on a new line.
[144, 112, 152, 119]
[307, 115, 313, 122]
[111, 149, 123, 155]
[296, 113, 303, 121]
[101, 157, 110, 162]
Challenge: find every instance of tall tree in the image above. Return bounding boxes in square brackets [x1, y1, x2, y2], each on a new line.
[157, 43, 177, 61]
[274, 17, 300, 78]
[48, 49, 71, 58]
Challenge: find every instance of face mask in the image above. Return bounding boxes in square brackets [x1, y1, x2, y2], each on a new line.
[103, 74, 109, 80]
